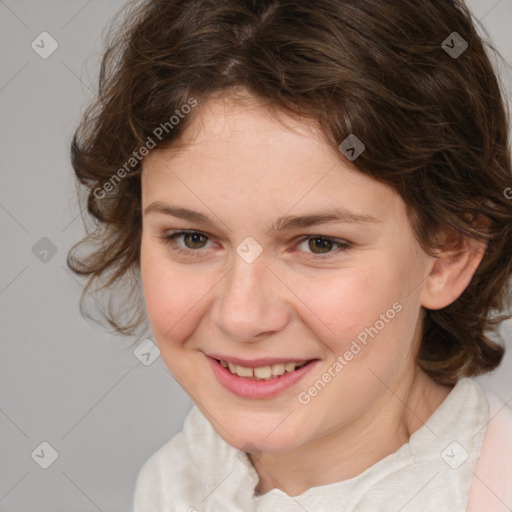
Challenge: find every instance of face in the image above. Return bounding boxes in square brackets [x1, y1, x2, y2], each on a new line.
[140, 94, 434, 454]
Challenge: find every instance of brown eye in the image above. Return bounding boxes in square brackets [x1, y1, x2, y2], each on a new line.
[307, 237, 334, 254]
[295, 235, 352, 258]
[181, 232, 208, 249]
[162, 230, 213, 257]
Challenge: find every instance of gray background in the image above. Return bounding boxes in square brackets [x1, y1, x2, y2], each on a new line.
[1, 0, 511, 510]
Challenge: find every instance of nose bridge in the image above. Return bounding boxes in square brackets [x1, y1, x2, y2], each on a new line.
[212, 243, 287, 340]
[223, 249, 271, 314]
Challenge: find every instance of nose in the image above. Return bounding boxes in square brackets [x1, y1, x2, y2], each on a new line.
[211, 250, 290, 343]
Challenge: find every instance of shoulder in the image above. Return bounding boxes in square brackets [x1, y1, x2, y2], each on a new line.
[133, 431, 187, 512]
[468, 385, 512, 512]
[132, 405, 257, 511]
[133, 406, 202, 512]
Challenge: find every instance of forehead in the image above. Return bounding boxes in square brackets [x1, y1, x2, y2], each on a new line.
[153, 95, 333, 170]
[141, 95, 403, 227]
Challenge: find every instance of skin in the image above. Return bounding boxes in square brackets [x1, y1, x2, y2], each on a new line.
[139, 92, 486, 497]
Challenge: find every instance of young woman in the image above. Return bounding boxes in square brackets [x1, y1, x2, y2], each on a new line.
[67, 0, 512, 510]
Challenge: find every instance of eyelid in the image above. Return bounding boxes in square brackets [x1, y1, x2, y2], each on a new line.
[161, 230, 352, 258]
[162, 230, 215, 255]
[294, 234, 352, 257]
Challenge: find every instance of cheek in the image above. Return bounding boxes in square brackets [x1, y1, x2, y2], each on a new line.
[299, 267, 400, 351]
[140, 243, 209, 344]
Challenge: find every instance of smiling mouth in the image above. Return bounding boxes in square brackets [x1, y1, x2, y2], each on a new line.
[213, 357, 317, 381]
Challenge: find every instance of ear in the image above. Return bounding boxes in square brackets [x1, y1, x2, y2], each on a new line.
[420, 217, 488, 310]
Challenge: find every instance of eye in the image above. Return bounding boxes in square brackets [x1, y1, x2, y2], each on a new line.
[159, 230, 351, 259]
[160, 230, 213, 257]
[295, 235, 351, 258]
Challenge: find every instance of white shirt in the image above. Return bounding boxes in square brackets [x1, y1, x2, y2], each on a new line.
[133, 378, 492, 511]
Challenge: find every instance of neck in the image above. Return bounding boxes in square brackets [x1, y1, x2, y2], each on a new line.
[252, 369, 453, 497]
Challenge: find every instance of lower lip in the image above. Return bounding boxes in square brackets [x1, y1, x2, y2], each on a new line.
[207, 356, 319, 399]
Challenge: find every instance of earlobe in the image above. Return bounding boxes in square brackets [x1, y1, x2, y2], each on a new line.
[420, 231, 487, 311]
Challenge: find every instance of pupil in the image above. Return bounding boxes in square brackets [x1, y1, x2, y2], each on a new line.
[187, 233, 204, 248]
[310, 237, 330, 253]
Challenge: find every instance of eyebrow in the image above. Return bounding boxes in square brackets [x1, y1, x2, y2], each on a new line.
[143, 202, 380, 232]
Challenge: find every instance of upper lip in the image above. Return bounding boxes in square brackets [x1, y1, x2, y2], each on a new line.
[206, 353, 316, 368]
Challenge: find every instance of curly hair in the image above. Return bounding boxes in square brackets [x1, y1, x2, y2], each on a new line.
[67, 0, 512, 386]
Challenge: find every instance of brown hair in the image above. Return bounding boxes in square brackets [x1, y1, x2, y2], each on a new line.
[67, 0, 512, 386]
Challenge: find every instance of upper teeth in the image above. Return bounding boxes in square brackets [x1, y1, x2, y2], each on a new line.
[219, 359, 308, 380]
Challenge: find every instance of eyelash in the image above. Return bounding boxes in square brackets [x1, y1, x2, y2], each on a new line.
[159, 230, 352, 259]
